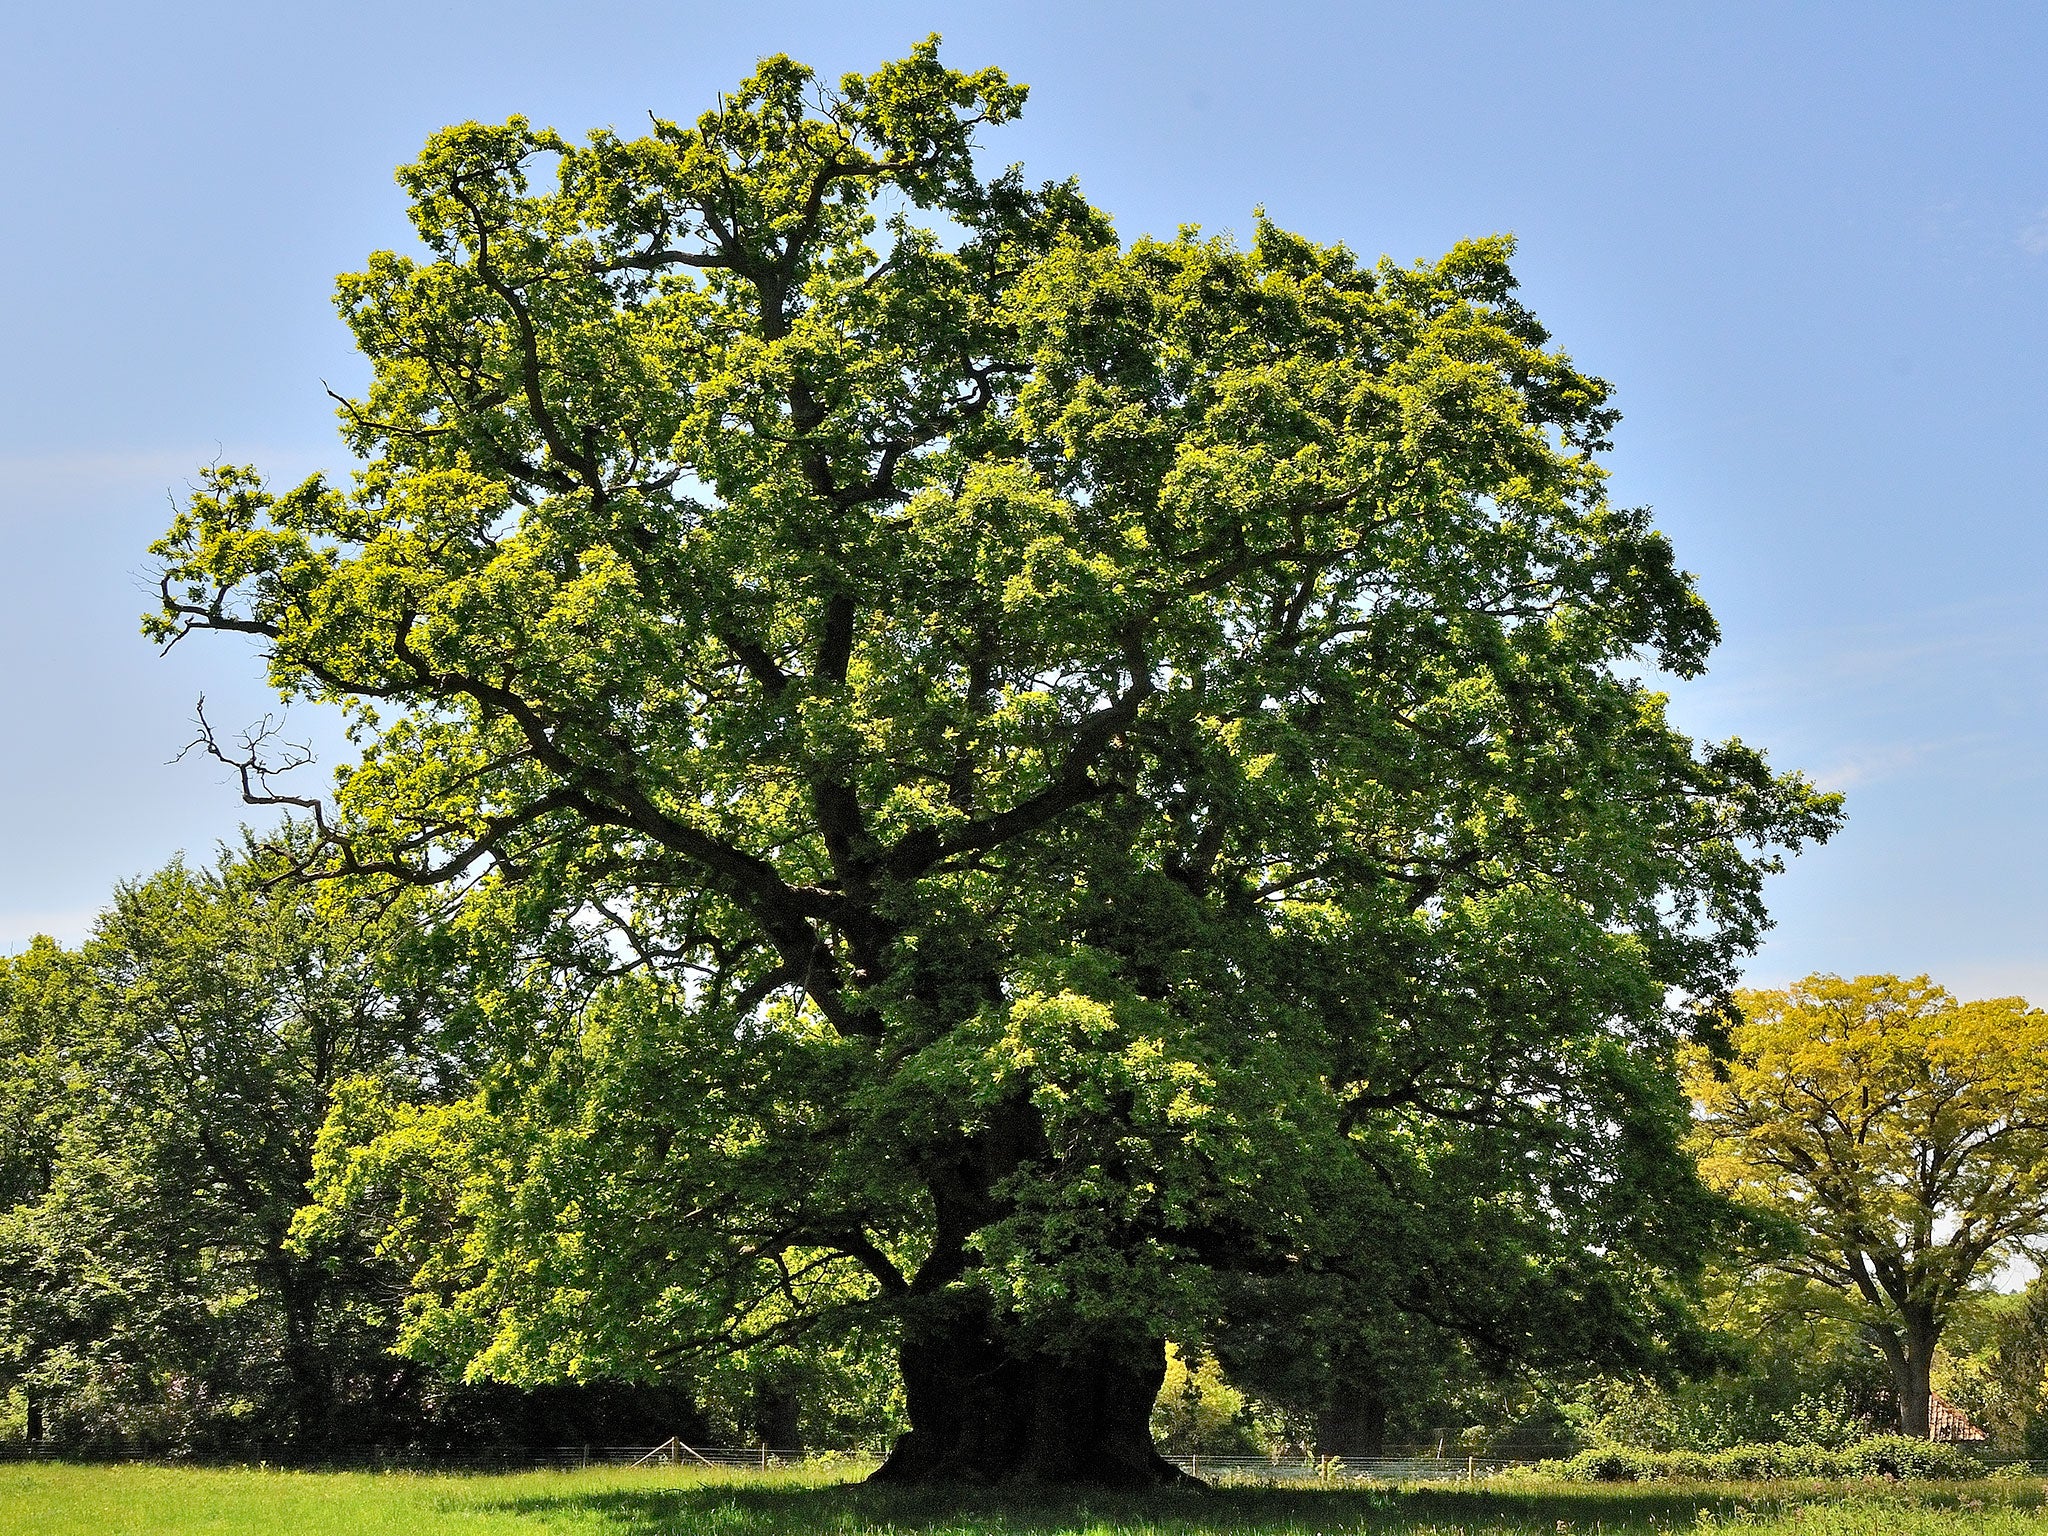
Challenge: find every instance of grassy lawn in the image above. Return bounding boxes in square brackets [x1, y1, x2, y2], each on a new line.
[3, 1464, 2047, 1536]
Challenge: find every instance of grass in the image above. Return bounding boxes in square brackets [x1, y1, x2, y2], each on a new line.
[2, 1464, 2047, 1536]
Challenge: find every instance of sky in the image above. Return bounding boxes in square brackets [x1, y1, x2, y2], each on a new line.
[1, 1, 2044, 998]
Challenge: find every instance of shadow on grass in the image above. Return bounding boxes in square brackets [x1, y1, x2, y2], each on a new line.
[476, 1478, 1791, 1535]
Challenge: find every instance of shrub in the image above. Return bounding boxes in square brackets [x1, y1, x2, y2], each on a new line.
[1557, 1447, 1661, 1482]
[1775, 1441, 1846, 1478]
[1555, 1436, 1981, 1482]
[1841, 1435, 1981, 1479]
[1705, 1444, 1798, 1479]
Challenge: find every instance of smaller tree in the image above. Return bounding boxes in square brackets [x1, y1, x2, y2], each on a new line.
[1988, 1280, 2048, 1456]
[1148, 1345, 1274, 1457]
[1685, 974, 2048, 1437]
[0, 832, 459, 1447]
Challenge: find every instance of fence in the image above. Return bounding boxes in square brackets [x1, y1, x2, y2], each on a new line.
[0, 1442, 813, 1473]
[0, 1441, 2037, 1482]
[0, 1443, 1470, 1477]
[0, 1443, 1507, 1479]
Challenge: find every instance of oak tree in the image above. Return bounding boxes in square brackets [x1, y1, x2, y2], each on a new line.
[1686, 974, 2048, 1438]
[151, 41, 1839, 1483]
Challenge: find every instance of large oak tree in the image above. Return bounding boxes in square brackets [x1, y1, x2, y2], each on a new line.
[150, 41, 1839, 1483]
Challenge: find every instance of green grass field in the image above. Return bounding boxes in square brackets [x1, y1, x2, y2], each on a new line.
[3, 1464, 2045, 1536]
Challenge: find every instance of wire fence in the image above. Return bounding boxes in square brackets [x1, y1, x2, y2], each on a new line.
[0, 1441, 818, 1472]
[0, 1440, 2037, 1482]
[0, 1441, 828, 1472]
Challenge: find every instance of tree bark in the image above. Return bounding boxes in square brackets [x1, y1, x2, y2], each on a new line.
[1315, 1377, 1390, 1459]
[866, 1088, 1189, 1486]
[870, 1298, 1187, 1486]
[752, 1375, 804, 1453]
[1873, 1311, 1937, 1438]
[1900, 1312, 1936, 1439]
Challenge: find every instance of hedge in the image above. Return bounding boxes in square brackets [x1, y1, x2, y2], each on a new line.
[1546, 1436, 1986, 1481]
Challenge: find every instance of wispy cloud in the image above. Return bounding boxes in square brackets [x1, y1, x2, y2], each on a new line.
[1938, 960, 2048, 1005]
[1652, 596, 2048, 792]
[0, 448, 219, 489]
[2021, 208, 2048, 256]
[0, 907, 100, 951]
[0, 445, 342, 509]
[1677, 606, 2037, 706]
[1812, 733, 1995, 790]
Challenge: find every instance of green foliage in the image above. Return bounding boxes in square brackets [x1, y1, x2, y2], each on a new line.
[0, 833, 465, 1448]
[1688, 976, 2048, 1435]
[1771, 1389, 1872, 1451]
[1541, 1258, 1891, 1457]
[1566, 1367, 1885, 1456]
[1552, 1435, 1985, 1482]
[1208, 1285, 1540, 1456]
[1149, 1344, 1276, 1455]
[149, 37, 1839, 1470]
[0, 938, 73, 1218]
[1930, 1282, 2048, 1452]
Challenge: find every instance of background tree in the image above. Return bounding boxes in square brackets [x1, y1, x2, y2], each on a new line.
[0, 937, 84, 1443]
[1948, 1276, 2048, 1454]
[1685, 974, 2048, 1438]
[0, 835, 456, 1446]
[0, 837, 734, 1452]
[1211, 1286, 1489, 1457]
[153, 40, 1838, 1484]
[1556, 1260, 1891, 1453]
[1148, 1344, 1277, 1457]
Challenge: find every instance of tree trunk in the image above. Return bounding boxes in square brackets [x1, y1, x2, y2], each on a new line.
[871, 1298, 1187, 1486]
[1875, 1312, 1937, 1439]
[1315, 1378, 1389, 1459]
[753, 1375, 804, 1453]
[871, 1094, 1188, 1486]
[1899, 1316, 1936, 1439]
[274, 1250, 332, 1447]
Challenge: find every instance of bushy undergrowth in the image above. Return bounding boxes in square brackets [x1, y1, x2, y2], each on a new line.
[1548, 1435, 1987, 1481]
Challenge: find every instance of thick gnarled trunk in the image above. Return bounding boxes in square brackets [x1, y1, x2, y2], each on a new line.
[867, 1091, 1187, 1485]
[871, 1300, 1184, 1486]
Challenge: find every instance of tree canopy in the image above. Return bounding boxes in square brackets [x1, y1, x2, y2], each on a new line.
[0, 837, 449, 1446]
[0, 836, 752, 1453]
[1685, 974, 2048, 1438]
[149, 39, 1838, 1484]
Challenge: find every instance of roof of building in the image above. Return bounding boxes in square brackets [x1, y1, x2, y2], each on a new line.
[1928, 1392, 1989, 1442]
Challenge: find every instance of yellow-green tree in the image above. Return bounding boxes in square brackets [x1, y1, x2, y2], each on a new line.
[1686, 975, 2048, 1437]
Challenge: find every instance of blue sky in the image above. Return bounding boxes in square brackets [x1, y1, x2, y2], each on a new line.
[3, 1, 2044, 999]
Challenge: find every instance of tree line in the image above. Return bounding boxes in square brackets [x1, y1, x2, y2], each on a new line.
[0, 837, 717, 1450]
[8, 857, 2048, 1459]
